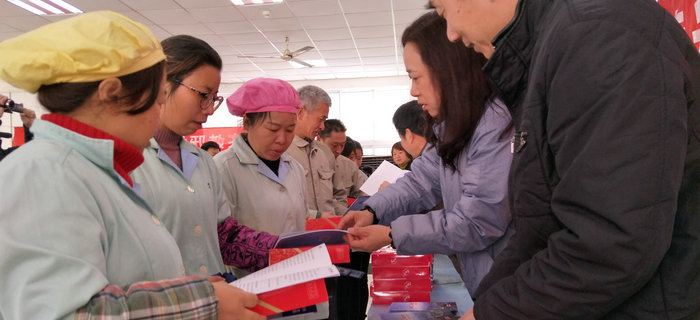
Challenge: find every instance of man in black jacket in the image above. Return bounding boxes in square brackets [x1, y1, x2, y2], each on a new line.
[430, 0, 700, 319]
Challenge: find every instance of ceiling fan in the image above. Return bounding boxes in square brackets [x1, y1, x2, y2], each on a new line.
[238, 36, 315, 67]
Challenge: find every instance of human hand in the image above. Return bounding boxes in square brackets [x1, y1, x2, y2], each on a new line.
[20, 108, 36, 127]
[344, 225, 392, 252]
[378, 181, 390, 191]
[0, 94, 6, 117]
[459, 307, 475, 320]
[207, 275, 225, 283]
[211, 281, 265, 320]
[337, 209, 375, 230]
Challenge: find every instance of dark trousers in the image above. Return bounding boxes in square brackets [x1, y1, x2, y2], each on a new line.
[325, 251, 370, 320]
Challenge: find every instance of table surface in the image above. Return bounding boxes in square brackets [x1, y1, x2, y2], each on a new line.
[366, 254, 473, 319]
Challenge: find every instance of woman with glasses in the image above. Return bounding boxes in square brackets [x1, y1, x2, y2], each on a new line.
[132, 35, 278, 277]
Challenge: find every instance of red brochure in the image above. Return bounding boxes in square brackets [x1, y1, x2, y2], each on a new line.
[269, 244, 351, 265]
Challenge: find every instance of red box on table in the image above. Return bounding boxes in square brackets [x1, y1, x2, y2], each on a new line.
[370, 246, 433, 267]
[372, 265, 432, 280]
[369, 285, 431, 305]
[371, 278, 433, 292]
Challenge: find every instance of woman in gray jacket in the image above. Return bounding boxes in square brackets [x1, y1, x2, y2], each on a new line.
[339, 12, 514, 295]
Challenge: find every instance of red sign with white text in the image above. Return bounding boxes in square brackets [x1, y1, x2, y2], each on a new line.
[184, 127, 245, 151]
[658, 0, 700, 50]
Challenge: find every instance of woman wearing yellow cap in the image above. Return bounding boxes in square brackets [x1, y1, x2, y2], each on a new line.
[0, 11, 262, 320]
[131, 35, 278, 276]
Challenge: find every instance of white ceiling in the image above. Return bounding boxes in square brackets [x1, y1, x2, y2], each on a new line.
[0, 0, 432, 84]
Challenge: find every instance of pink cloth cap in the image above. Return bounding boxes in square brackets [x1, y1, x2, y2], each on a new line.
[227, 77, 301, 117]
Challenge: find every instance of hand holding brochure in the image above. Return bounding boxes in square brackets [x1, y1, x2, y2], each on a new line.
[360, 160, 409, 195]
[229, 244, 340, 315]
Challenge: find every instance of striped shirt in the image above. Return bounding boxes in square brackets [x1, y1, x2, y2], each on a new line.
[76, 276, 218, 319]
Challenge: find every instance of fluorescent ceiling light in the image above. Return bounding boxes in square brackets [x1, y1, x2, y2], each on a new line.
[230, 0, 284, 5]
[29, 0, 62, 14]
[46, 0, 82, 13]
[7, 0, 81, 15]
[8, 0, 46, 15]
[289, 59, 327, 69]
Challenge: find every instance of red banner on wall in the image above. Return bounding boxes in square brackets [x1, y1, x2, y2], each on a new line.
[658, 0, 700, 50]
[184, 127, 245, 151]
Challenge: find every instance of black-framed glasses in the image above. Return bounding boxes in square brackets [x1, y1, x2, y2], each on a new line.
[177, 81, 224, 111]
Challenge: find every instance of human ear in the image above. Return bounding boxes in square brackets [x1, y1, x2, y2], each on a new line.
[242, 115, 250, 130]
[297, 107, 306, 120]
[405, 128, 415, 143]
[97, 78, 123, 103]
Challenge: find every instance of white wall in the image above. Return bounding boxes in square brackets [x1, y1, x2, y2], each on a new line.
[213, 76, 413, 156]
[1, 75, 413, 155]
[0, 89, 46, 149]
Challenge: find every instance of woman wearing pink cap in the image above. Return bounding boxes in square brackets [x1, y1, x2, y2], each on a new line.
[214, 78, 310, 236]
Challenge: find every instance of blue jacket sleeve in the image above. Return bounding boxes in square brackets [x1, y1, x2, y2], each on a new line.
[389, 105, 513, 255]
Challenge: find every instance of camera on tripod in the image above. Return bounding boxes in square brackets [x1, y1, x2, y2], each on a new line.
[2, 99, 24, 114]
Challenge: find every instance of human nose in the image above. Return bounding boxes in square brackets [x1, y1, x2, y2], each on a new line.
[202, 104, 216, 116]
[276, 131, 290, 145]
[410, 82, 419, 97]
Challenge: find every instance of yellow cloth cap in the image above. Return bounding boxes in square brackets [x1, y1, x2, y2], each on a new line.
[0, 11, 165, 93]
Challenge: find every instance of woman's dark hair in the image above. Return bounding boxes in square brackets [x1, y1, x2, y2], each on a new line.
[341, 136, 356, 158]
[38, 61, 166, 115]
[161, 35, 222, 92]
[402, 12, 497, 171]
[354, 140, 363, 154]
[243, 112, 271, 129]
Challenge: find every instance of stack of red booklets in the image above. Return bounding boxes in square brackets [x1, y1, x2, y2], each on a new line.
[370, 246, 434, 305]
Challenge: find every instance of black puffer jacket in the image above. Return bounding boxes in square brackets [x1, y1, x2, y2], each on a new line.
[473, 0, 700, 319]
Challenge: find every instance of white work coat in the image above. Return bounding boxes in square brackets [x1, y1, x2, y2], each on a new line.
[132, 138, 227, 276]
[214, 134, 307, 234]
[0, 120, 185, 319]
